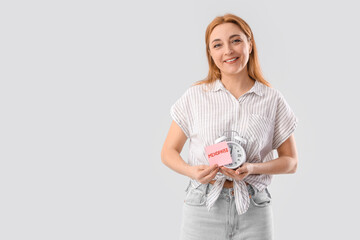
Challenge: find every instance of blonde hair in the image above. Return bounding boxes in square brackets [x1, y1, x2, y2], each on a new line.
[193, 13, 272, 88]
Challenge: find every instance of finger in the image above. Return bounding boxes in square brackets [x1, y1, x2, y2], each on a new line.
[220, 167, 234, 178]
[207, 165, 220, 178]
[235, 166, 247, 175]
[237, 172, 248, 180]
[219, 169, 230, 178]
[221, 167, 235, 174]
[199, 164, 219, 178]
[221, 167, 239, 179]
[197, 165, 209, 170]
[203, 167, 220, 182]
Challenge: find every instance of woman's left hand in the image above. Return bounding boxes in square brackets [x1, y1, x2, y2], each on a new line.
[219, 162, 254, 181]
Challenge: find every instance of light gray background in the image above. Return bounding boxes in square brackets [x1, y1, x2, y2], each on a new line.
[1, 0, 359, 239]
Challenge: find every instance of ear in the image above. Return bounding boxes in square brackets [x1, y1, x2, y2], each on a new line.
[249, 42, 253, 54]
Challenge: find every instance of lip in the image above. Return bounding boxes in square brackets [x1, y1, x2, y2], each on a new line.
[224, 57, 239, 63]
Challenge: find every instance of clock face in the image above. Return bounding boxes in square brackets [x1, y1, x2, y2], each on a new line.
[224, 141, 246, 169]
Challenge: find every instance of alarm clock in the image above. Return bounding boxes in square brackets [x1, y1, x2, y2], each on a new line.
[214, 130, 247, 169]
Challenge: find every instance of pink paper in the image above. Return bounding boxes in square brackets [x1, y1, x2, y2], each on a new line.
[205, 141, 233, 167]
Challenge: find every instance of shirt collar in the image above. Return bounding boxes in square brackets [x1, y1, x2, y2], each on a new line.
[209, 79, 264, 97]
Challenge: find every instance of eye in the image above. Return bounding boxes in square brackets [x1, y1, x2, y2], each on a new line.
[233, 39, 242, 43]
[213, 44, 221, 48]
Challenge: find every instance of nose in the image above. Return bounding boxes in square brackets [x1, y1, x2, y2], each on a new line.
[225, 45, 234, 55]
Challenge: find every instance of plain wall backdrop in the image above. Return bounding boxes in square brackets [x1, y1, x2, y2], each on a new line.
[1, 0, 359, 239]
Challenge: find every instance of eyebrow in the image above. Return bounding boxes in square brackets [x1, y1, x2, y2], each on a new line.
[211, 34, 241, 44]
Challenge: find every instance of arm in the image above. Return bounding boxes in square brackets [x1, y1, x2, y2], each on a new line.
[161, 120, 220, 182]
[161, 120, 192, 177]
[221, 91, 299, 179]
[251, 133, 298, 174]
[220, 134, 298, 180]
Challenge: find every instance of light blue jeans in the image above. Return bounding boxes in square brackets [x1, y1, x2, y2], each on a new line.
[180, 181, 274, 240]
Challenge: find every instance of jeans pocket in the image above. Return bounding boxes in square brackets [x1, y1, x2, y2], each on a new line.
[184, 187, 206, 206]
[250, 187, 272, 208]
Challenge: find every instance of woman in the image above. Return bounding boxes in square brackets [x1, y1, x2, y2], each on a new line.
[161, 13, 299, 240]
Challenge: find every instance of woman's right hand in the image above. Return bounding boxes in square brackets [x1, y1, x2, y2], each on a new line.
[189, 164, 220, 184]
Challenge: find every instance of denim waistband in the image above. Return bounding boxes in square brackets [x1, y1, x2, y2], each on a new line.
[186, 181, 255, 197]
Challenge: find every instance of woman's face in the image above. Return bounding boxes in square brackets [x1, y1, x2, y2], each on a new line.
[208, 22, 252, 77]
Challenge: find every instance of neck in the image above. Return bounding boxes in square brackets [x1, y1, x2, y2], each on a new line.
[220, 70, 254, 93]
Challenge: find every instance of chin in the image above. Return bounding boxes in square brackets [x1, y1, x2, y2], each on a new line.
[222, 69, 242, 75]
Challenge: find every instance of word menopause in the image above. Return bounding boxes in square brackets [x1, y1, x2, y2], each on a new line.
[208, 148, 229, 158]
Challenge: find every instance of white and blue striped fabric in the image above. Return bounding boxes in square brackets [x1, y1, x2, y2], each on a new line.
[170, 79, 298, 215]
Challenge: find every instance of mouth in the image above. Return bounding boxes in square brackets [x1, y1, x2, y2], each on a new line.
[224, 57, 239, 63]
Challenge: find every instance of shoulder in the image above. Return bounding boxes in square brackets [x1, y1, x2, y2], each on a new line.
[260, 83, 296, 117]
[172, 82, 207, 107]
[181, 82, 212, 98]
[258, 81, 282, 101]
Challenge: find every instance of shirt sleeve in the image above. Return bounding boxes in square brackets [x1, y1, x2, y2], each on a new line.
[170, 89, 192, 138]
[272, 90, 299, 150]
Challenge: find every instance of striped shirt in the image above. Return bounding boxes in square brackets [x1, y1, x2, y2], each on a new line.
[170, 78, 298, 215]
